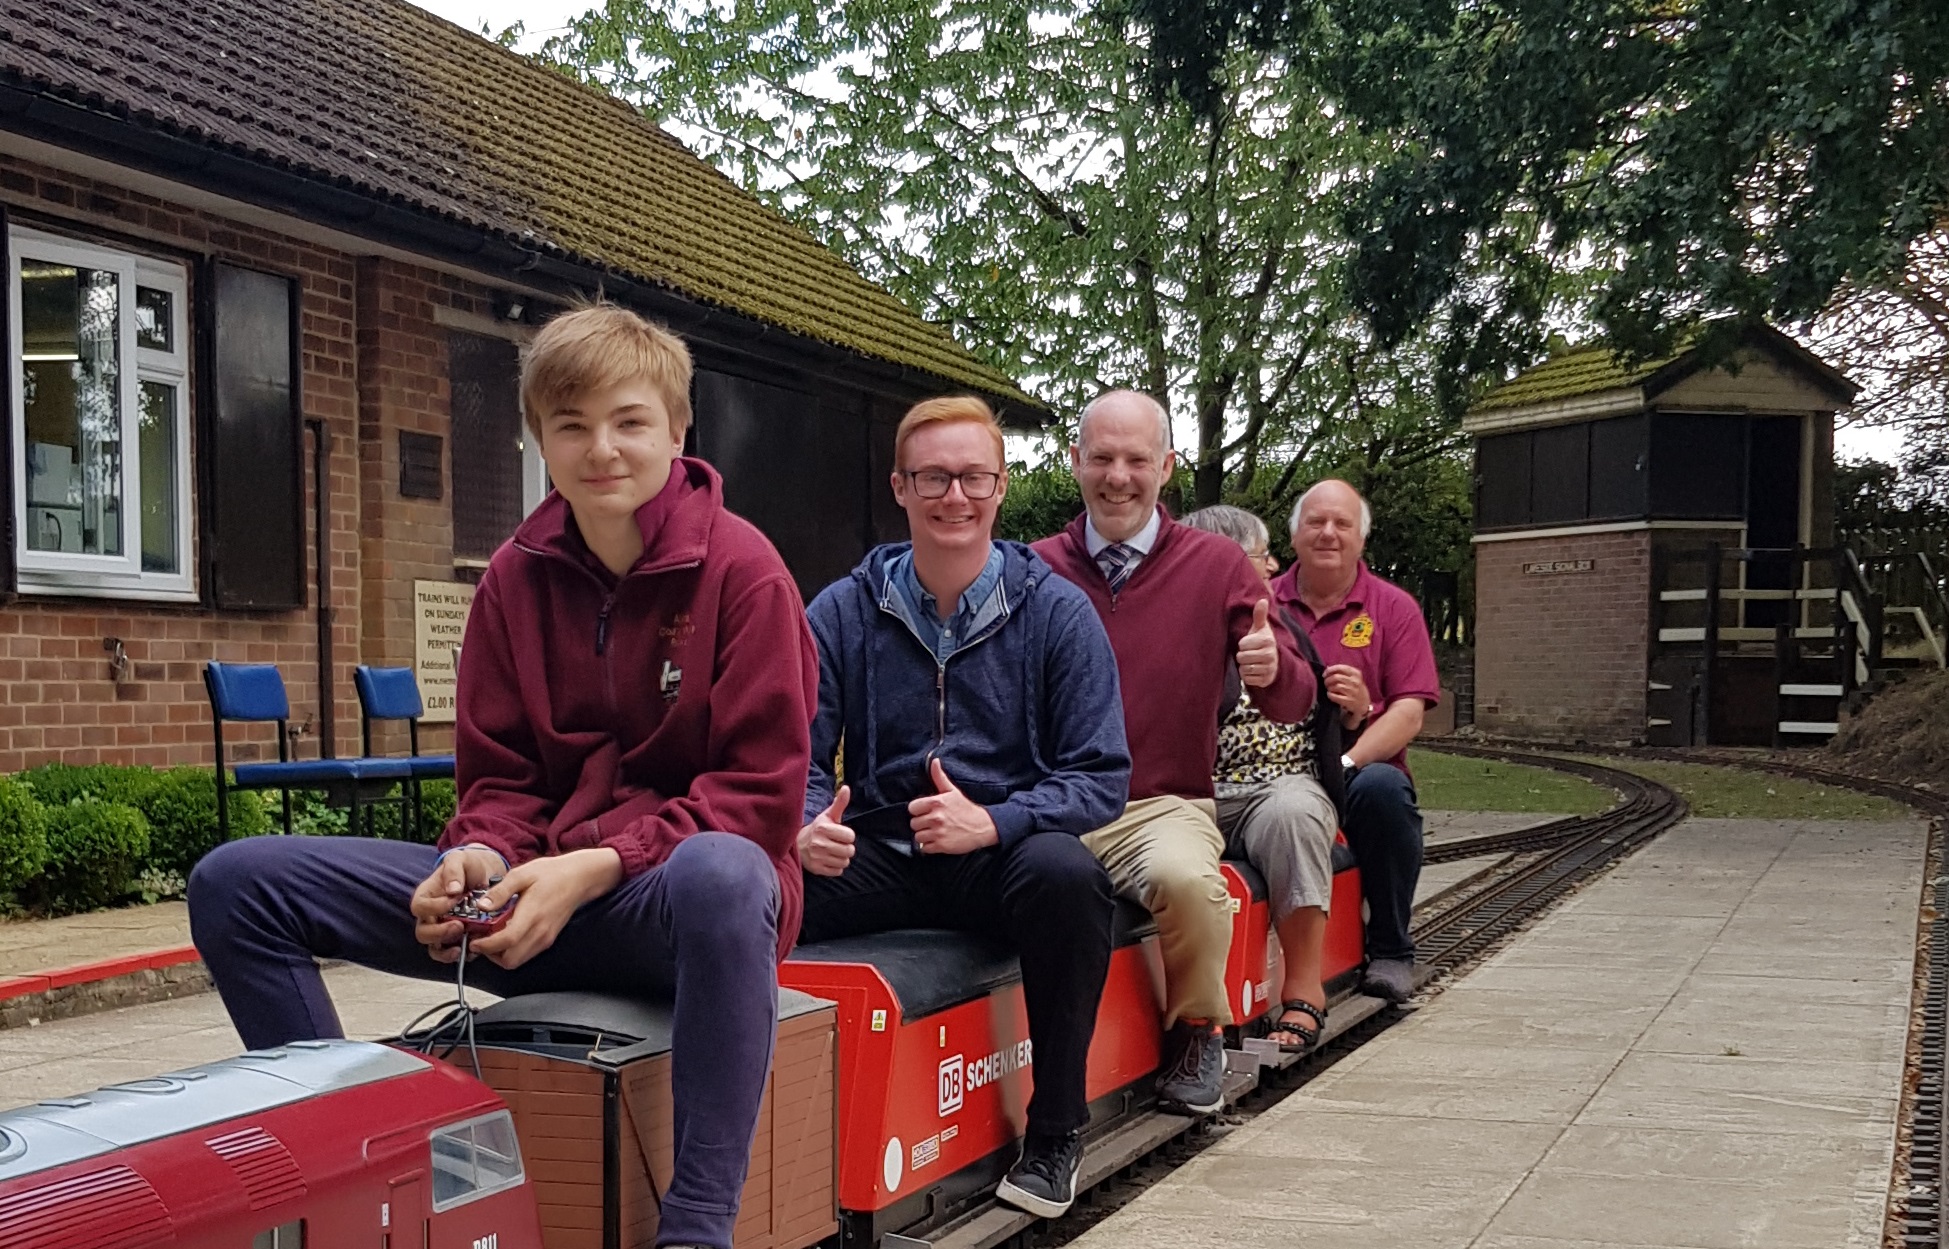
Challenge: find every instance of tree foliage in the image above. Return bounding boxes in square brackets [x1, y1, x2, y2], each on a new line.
[1813, 226, 1949, 503]
[1132, 0, 1949, 373]
[534, 0, 1530, 522]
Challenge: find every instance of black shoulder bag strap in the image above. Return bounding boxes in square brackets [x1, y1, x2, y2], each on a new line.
[1278, 605, 1347, 826]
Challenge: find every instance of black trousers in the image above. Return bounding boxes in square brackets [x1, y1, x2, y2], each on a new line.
[799, 832, 1114, 1136]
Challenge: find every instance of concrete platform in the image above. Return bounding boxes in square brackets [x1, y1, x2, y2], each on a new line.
[0, 901, 191, 980]
[1067, 814, 1928, 1249]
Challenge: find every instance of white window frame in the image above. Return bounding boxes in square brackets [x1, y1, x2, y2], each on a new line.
[521, 429, 549, 516]
[9, 226, 195, 601]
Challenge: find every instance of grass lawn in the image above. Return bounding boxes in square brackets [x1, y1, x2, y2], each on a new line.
[1408, 748, 1615, 815]
[1565, 755, 1912, 821]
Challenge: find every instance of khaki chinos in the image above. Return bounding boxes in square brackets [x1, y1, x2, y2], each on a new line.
[1081, 795, 1234, 1026]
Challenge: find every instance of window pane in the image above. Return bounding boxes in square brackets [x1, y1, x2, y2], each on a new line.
[136, 285, 174, 352]
[472, 1111, 524, 1189]
[139, 381, 180, 573]
[429, 1123, 476, 1206]
[21, 258, 123, 558]
[251, 1220, 305, 1249]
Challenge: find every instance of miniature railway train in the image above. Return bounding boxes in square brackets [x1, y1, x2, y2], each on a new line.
[0, 850, 1365, 1249]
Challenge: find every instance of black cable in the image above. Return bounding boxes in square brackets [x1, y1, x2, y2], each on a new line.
[401, 934, 482, 1080]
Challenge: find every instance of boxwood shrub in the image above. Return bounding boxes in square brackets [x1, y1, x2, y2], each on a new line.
[0, 779, 49, 897]
[38, 799, 151, 915]
[138, 769, 270, 875]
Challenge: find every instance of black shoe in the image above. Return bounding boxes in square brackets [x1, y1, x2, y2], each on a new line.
[1156, 1023, 1225, 1114]
[996, 1130, 1083, 1218]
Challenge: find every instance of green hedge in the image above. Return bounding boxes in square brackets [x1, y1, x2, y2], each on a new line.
[38, 799, 151, 915]
[1, 761, 453, 915]
[0, 779, 48, 897]
[18, 763, 160, 808]
[139, 769, 271, 875]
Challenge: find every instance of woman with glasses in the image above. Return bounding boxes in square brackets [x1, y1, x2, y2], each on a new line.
[1180, 504, 1341, 1054]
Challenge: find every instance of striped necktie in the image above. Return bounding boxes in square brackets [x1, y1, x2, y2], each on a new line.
[1097, 542, 1136, 594]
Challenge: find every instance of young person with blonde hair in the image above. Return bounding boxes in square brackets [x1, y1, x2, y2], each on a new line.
[798, 395, 1129, 1218]
[192, 303, 817, 1249]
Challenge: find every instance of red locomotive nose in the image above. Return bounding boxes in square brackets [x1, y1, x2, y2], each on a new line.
[0, 1041, 543, 1249]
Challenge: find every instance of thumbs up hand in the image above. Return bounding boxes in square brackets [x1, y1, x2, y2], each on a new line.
[909, 756, 999, 856]
[1238, 598, 1280, 688]
[798, 785, 856, 877]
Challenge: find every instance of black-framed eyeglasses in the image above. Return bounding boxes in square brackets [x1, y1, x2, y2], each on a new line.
[905, 470, 1002, 500]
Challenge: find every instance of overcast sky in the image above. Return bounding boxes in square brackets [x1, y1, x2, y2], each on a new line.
[404, 0, 1909, 464]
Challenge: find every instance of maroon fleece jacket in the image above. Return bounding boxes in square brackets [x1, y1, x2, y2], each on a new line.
[1034, 508, 1313, 802]
[439, 458, 817, 960]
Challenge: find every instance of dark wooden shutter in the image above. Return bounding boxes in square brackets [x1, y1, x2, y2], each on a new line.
[202, 262, 304, 609]
[1650, 412, 1747, 520]
[448, 331, 525, 559]
[1474, 431, 1532, 530]
[1588, 413, 1649, 520]
[0, 205, 14, 597]
[1530, 421, 1591, 525]
[693, 369, 866, 598]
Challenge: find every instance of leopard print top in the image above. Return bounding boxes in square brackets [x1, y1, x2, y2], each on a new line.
[1214, 690, 1317, 787]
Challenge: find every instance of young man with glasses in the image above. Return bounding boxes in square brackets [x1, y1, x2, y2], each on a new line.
[797, 396, 1130, 1218]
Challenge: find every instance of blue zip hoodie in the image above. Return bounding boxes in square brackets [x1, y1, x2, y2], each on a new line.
[805, 540, 1130, 848]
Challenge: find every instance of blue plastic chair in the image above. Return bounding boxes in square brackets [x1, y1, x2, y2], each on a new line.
[354, 665, 457, 839]
[204, 662, 413, 838]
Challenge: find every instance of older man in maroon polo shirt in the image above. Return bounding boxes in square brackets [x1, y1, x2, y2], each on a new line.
[1272, 478, 1440, 1003]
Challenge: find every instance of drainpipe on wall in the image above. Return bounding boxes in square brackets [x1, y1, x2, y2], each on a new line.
[308, 418, 336, 758]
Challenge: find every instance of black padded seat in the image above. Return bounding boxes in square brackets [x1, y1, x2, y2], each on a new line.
[463, 989, 829, 1067]
[790, 898, 1159, 1023]
[1226, 857, 1269, 901]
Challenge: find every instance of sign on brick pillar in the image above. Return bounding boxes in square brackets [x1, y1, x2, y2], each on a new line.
[413, 580, 475, 722]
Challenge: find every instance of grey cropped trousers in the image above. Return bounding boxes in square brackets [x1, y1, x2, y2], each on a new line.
[1215, 772, 1339, 921]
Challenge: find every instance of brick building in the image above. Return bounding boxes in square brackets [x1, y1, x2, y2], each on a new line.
[0, 1, 1036, 774]
[1466, 326, 1855, 744]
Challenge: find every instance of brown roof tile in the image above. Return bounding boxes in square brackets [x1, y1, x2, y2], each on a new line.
[0, 0, 1033, 404]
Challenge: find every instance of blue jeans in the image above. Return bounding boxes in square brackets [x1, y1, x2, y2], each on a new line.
[1343, 763, 1425, 962]
[189, 831, 779, 1249]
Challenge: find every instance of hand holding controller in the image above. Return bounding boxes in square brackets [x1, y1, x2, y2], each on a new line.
[448, 887, 517, 938]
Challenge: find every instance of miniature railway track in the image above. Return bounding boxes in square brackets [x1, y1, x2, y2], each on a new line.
[934, 747, 1689, 1249]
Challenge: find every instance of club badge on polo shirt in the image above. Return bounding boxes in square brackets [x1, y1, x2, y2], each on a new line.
[1342, 614, 1376, 648]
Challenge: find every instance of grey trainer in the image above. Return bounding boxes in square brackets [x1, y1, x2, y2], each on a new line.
[1156, 1023, 1225, 1114]
[996, 1130, 1083, 1218]
[1362, 956, 1415, 1003]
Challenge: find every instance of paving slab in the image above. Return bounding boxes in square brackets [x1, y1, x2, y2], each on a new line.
[1065, 813, 1928, 1249]
[0, 901, 191, 978]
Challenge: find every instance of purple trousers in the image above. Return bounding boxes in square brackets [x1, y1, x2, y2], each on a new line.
[188, 831, 780, 1249]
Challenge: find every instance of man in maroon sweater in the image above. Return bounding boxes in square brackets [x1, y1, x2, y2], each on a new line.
[1032, 389, 1313, 1114]
[191, 305, 817, 1249]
